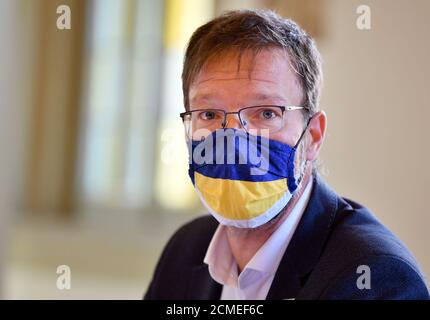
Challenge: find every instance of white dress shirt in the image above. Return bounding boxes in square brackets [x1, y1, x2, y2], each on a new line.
[203, 179, 313, 300]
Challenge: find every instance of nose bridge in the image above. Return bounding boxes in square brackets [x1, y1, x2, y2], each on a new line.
[223, 112, 242, 129]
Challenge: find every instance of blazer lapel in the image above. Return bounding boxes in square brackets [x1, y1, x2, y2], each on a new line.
[187, 264, 222, 299]
[266, 173, 339, 299]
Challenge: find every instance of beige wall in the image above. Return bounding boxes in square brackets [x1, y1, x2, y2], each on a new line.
[319, 0, 430, 279]
[0, 0, 20, 297]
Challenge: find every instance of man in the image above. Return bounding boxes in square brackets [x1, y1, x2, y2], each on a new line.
[145, 9, 429, 300]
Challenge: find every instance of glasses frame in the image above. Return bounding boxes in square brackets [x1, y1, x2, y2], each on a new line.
[179, 105, 308, 136]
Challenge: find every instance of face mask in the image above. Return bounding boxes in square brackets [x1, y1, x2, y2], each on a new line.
[187, 127, 308, 229]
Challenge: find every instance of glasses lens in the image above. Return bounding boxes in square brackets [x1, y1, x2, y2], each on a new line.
[183, 109, 225, 139]
[240, 106, 284, 134]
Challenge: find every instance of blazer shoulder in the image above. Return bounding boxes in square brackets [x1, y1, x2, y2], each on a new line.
[319, 253, 430, 299]
[144, 215, 218, 299]
[310, 197, 429, 299]
[327, 197, 421, 269]
[157, 214, 218, 267]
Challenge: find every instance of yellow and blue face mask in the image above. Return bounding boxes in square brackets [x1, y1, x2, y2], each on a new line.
[188, 128, 302, 228]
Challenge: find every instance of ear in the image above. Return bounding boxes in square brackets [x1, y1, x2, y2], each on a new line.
[305, 111, 327, 161]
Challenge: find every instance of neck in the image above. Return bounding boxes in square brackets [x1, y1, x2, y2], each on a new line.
[226, 167, 312, 273]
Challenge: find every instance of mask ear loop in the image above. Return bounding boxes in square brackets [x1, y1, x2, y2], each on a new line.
[287, 115, 314, 189]
[293, 115, 313, 150]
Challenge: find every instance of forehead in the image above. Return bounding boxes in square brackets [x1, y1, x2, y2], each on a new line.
[200, 48, 291, 75]
[189, 48, 303, 106]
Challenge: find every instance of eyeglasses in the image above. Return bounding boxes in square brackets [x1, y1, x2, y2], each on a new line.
[180, 105, 307, 139]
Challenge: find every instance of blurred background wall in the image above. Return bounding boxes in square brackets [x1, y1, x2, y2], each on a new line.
[0, 0, 429, 299]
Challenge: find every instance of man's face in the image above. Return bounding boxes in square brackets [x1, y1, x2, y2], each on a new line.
[189, 48, 306, 147]
[187, 48, 326, 229]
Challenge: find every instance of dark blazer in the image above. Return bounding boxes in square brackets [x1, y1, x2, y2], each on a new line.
[144, 173, 430, 300]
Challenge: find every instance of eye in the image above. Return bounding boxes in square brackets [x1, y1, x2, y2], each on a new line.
[261, 109, 277, 120]
[199, 110, 217, 120]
